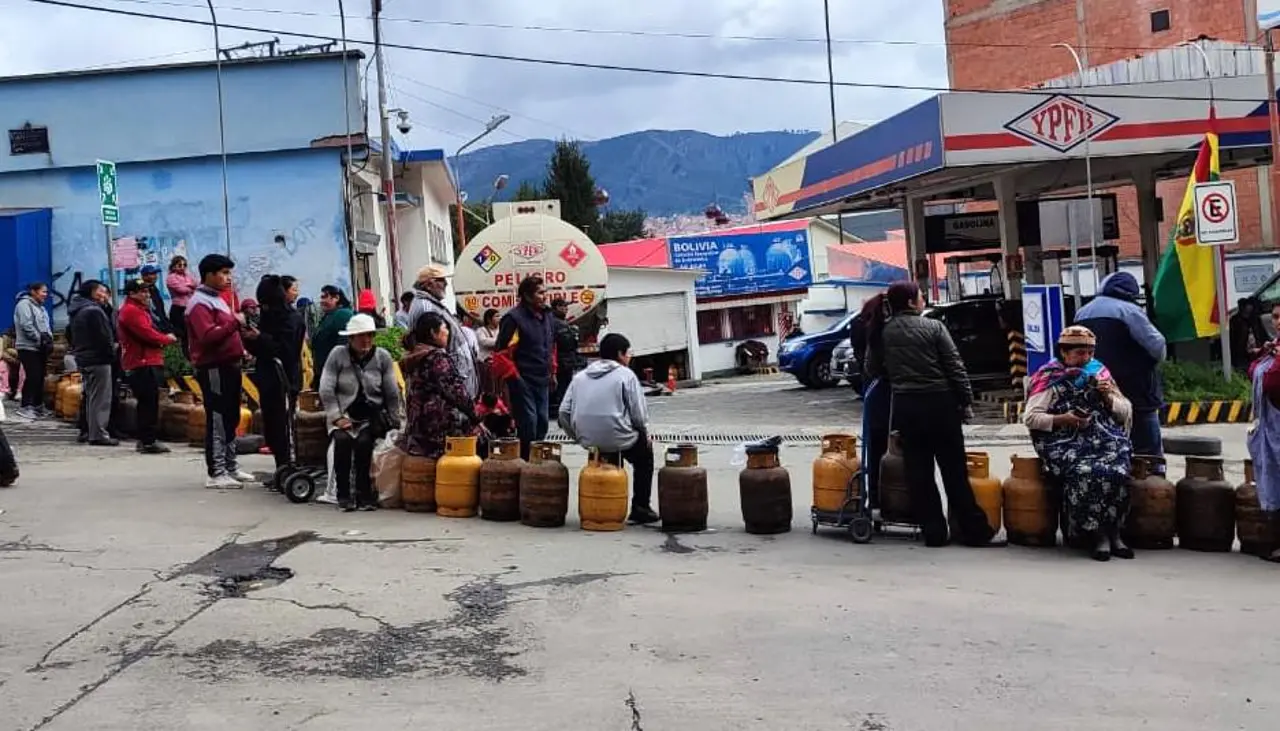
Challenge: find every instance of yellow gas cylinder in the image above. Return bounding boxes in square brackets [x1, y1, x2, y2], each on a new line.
[1002, 455, 1057, 547]
[436, 436, 482, 518]
[812, 433, 859, 514]
[187, 403, 206, 447]
[60, 374, 83, 421]
[578, 451, 629, 531]
[237, 405, 253, 437]
[962, 452, 1003, 534]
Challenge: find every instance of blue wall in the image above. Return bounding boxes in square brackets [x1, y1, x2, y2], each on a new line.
[0, 54, 361, 173]
[0, 150, 348, 324]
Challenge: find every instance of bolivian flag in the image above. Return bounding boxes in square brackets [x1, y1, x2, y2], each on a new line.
[1151, 114, 1222, 342]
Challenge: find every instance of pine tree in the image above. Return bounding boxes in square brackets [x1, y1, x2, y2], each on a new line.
[513, 179, 543, 202]
[542, 139, 602, 239]
[600, 209, 648, 244]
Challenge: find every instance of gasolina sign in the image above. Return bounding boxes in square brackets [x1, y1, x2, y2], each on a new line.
[453, 212, 608, 321]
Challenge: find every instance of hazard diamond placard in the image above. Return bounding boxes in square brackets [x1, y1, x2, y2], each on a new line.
[1193, 180, 1239, 246]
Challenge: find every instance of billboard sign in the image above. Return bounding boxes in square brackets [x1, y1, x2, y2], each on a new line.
[668, 228, 813, 298]
[453, 213, 607, 321]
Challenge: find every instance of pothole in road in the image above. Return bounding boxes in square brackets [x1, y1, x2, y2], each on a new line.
[210, 566, 295, 597]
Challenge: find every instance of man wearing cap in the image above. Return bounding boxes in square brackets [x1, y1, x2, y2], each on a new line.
[140, 265, 173, 334]
[118, 278, 178, 454]
[408, 265, 479, 400]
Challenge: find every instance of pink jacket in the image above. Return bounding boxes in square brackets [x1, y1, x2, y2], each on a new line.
[166, 271, 199, 308]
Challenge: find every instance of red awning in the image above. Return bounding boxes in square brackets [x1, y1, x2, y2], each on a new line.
[598, 237, 670, 268]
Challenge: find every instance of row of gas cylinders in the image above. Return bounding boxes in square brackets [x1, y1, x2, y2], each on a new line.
[43, 374, 255, 442]
[810, 432, 1275, 554]
[394, 438, 711, 532]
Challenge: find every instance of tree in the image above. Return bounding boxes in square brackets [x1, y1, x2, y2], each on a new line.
[600, 208, 648, 244]
[542, 139, 603, 240]
[513, 179, 543, 202]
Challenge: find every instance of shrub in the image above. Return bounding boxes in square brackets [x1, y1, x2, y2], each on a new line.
[1160, 360, 1251, 402]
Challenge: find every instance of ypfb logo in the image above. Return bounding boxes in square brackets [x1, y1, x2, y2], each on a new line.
[511, 241, 545, 263]
[473, 245, 501, 273]
[1004, 94, 1118, 153]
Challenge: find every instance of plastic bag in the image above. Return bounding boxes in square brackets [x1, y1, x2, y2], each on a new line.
[730, 443, 748, 467]
[316, 441, 338, 504]
[373, 430, 405, 509]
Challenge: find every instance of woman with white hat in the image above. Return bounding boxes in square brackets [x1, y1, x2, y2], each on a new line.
[318, 313, 401, 511]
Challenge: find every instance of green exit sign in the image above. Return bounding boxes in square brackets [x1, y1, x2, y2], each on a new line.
[97, 159, 119, 226]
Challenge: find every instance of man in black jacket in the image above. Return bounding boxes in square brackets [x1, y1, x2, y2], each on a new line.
[68, 280, 119, 446]
[549, 297, 581, 411]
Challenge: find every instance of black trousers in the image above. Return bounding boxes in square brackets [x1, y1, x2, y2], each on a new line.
[332, 428, 375, 506]
[0, 423, 16, 485]
[253, 365, 293, 469]
[893, 390, 992, 544]
[620, 430, 655, 509]
[126, 366, 163, 445]
[17, 349, 45, 409]
[196, 364, 242, 477]
[169, 305, 188, 358]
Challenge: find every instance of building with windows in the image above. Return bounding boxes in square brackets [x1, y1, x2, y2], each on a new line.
[0, 50, 455, 324]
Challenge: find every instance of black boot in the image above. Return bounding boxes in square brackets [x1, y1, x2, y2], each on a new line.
[1109, 528, 1134, 559]
[1091, 531, 1112, 562]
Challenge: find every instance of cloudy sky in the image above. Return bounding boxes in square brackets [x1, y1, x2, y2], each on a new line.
[0, 0, 949, 148]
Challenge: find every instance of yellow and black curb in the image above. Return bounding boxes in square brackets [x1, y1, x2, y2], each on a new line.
[1000, 399, 1254, 426]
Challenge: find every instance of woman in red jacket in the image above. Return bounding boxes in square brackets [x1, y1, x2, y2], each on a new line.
[118, 278, 178, 453]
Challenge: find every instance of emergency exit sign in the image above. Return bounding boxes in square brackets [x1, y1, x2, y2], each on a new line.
[97, 160, 119, 226]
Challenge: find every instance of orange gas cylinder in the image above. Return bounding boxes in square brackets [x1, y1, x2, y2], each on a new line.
[812, 433, 859, 514]
[959, 452, 1003, 535]
[237, 405, 253, 437]
[44, 374, 61, 410]
[59, 374, 83, 422]
[1002, 456, 1057, 547]
[401, 456, 438, 513]
[165, 392, 197, 444]
[436, 436, 482, 518]
[578, 451, 629, 531]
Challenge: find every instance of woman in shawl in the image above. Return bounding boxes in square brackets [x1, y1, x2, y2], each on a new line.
[1247, 303, 1280, 562]
[398, 311, 479, 460]
[1023, 325, 1135, 562]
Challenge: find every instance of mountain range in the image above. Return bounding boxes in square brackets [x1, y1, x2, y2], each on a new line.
[455, 130, 820, 217]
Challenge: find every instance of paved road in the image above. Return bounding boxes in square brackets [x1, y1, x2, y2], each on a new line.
[0, 404, 1273, 731]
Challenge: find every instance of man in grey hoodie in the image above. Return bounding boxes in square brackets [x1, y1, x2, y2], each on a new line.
[557, 333, 659, 524]
[12, 282, 53, 420]
[407, 265, 478, 400]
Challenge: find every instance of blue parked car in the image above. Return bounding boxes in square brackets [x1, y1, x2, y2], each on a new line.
[778, 312, 855, 389]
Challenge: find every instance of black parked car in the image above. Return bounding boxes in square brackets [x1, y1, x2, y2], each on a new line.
[924, 296, 1023, 392]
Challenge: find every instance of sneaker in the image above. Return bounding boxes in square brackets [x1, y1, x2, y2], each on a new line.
[205, 474, 243, 490]
[316, 491, 338, 505]
[358, 503, 378, 512]
[339, 501, 356, 512]
[36, 407, 56, 419]
[77, 433, 89, 443]
[232, 470, 257, 484]
[137, 442, 171, 455]
[627, 505, 661, 525]
[12, 407, 37, 421]
[89, 438, 120, 447]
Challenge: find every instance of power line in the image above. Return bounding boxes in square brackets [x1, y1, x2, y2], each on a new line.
[388, 83, 526, 141]
[390, 72, 590, 141]
[86, 0, 1238, 55]
[20, 0, 1272, 104]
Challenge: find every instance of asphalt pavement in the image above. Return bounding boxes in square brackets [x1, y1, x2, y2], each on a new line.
[0, 382, 1274, 731]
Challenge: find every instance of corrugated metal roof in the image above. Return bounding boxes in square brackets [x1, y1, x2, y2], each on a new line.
[1039, 39, 1263, 89]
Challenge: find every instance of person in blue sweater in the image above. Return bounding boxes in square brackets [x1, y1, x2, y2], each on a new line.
[1074, 272, 1168, 462]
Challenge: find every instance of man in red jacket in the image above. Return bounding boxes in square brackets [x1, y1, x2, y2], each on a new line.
[118, 278, 178, 454]
[186, 254, 255, 489]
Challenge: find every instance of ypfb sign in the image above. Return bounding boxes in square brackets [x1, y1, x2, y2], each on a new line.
[453, 212, 608, 321]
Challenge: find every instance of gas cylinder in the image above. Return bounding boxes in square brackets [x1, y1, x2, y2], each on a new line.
[479, 438, 524, 522]
[165, 392, 197, 443]
[118, 397, 138, 438]
[252, 409, 264, 436]
[658, 444, 708, 532]
[46, 341, 67, 374]
[237, 405, 253, 437]
[44, 374, 61, 410]
[812, 433, 860, 514]
[739, 444, 792, 535]
[187, 402, 206, 447]
[520, 442, 569, 528]
[436, 436, 482, 518]
[157, 393, 176, 441]
[1002, 456, 1057, 547]
[578, 451, 629, 531]
[955, 452, 1003, 535]
[1176, 457, 1235, 552]
[60, 374, 83, 422]
[878, 432, 911, 524]
[294, 394, 328, 467]
[1236, 459, 1277, 557]
[1123, 455, 1177, 550]
[401, 456, 438, 512]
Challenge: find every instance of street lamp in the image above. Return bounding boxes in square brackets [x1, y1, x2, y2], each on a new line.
[206, 0, 231, 260]
[1053, 42, 1095, 311]
[452, 114, 512, 254]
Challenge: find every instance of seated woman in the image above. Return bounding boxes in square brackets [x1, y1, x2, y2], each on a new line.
[398, 312, 479, 460]
[319, 313, 401, 512]
[1246, 303, 1280, 562]
[1023, 326, 1135, 562]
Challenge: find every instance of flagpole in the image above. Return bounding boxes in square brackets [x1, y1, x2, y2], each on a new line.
[1181, 41, 1231, 379]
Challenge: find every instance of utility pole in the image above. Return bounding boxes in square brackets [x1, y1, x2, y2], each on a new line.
[822, 0, 846, 271]
[372, 0, 401, 294]
[1266, 30, 1280, 249]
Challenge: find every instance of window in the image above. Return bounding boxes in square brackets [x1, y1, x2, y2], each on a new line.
[1150, 9, 1170, 33]
[727, 304, 775, 339]
[697, 310, 725, 343]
